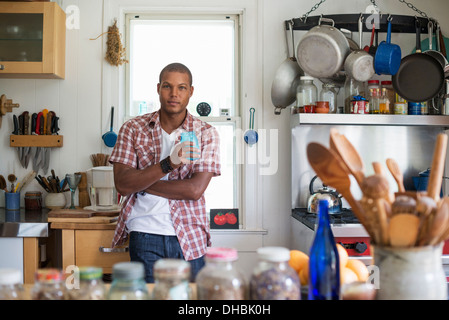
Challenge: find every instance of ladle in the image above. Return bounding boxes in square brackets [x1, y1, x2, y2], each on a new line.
[386, 158, 405, 192]
[307, 142, 368, 230]
[329, 128, 365, 187]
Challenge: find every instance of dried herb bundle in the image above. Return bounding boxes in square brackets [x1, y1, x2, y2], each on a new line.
[105, 20, 128, 66]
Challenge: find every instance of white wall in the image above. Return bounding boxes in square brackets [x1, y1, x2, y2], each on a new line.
[1, 0, 449, 277]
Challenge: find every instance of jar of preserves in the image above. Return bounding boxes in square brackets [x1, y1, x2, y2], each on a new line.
[68, 267, 105, 300]
[196, 247, 247, 300]
[250, 247, 301, 300]
[152, 259, 191, 300]
[296, 76, 317, 113]
[0, 268, 25, 300]
[107, 262, 149, 300]
[31, 268, 67, 300]
[320, 83, 337, 113]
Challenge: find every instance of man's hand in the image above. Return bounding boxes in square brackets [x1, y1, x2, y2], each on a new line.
[170, 141, 201, 167]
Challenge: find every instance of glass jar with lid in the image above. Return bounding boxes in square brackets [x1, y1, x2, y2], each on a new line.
[68, 267, 106, 300]
[250, 247, 301, 300]
[152, 259, 191, 300]
[0, 268, 25, 300]
[107, 262, 149, 300]
[319, 83, 338, 113]
[296, 76, 318, 113]
[344, 77, 365, 113]
[196, 247, 247, 300]
[30, 268, 67, 300]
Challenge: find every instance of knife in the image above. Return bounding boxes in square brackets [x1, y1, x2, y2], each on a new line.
[46, 111, 53, 135]
[22, 111, 31, 168]
[12, 114, 18, 135]
[23, 111, 29, 135]
[31, 113, 37, 135]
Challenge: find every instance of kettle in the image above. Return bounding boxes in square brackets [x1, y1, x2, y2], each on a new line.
[307, 175, 342, 214]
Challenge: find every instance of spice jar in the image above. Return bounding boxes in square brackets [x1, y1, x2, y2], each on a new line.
[68, 267, 105, 300]
[380, 81, 395, 114]
[24, 191, 42, 210]
[107, 262, 149, 300]
[250, 247, 301, 300]
[152, 259, 191, 300]
[31, 268, 67, 300]
[296, 76, 317, 113]
[0, 268, 25, 300]
[196, 247, 247, 300]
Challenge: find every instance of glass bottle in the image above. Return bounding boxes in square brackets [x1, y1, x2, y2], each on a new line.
[31, 268, 67, 300]
[152, 259, 192, 300]
[296, 76, 318, 113]
[320, 83, 337, 113]
[0, 268, 25, 300]
[379, 88, 390, 114]
[308, 200, 340, 300]
[196, 247, 247, 300]
[380, 81, 395, 114]
[344, 77, 365, 113]
[250, 246, 301, 300]
[107, 262, 149, 300]
[68, 267, 106, 300]
[367, 80, 380, 114]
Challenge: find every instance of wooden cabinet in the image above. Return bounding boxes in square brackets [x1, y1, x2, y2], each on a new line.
[0, 2, 66, 79]
[60, 229, 129, 274]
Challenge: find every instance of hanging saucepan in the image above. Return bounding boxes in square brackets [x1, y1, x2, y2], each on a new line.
[296, 17, 350, 79]
[271, 20, 304, 115]
[392, 19, 444, 102]
[424, 20, 448, 69]
[374, 17, 401, 75]
[364, 23, 375, 52]
[344, 15, 375, 82]
[368, 28, 379, 57]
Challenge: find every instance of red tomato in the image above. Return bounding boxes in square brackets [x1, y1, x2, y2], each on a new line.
[225, 212, 237, 225]
[214, 213, 227, 225]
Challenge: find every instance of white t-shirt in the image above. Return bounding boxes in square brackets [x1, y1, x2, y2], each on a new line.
[125, 129, 177, 235]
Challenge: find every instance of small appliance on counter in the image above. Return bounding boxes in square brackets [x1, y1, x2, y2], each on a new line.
[85, 166, 119, 212]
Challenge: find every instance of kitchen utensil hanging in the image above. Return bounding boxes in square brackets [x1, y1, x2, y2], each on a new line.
[392, 19, 444, 102]
[102, 106, 118, 148]
[244, 107, 258, 146]
[271, 20, 304, 115]
[374, 16, 402, 76]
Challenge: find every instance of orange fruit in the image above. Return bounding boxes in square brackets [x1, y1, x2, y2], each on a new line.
[298, 262, 309, 286]
[341, 267, 358, 285]
[346, 259, 369, 282]
[336, 243, 348, 270]
[289, 250, 309, 273]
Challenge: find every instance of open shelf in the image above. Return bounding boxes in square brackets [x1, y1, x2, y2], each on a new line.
[10, 135, 63, 147]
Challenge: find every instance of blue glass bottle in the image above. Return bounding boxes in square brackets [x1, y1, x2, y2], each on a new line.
[308, 199, 340, 300]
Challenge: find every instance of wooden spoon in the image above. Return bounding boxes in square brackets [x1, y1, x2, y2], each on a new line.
[427, 133, 448, 201]
[389, 213, 420, 247]
[307, 142, 368, 231]
[386, 158, 405, 193]
[329, 129, 365, 188]
[7, 174, 16, 193]
[425, 198, 449, 245]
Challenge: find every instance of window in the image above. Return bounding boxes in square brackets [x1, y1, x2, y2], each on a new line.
[125, 13, 241, 217]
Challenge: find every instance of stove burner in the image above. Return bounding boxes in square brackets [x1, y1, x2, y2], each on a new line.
[292, 208, 360, 230]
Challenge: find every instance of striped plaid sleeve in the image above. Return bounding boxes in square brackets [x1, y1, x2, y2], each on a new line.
[109, 120, 137, 168]
[193, 125, 221, 176]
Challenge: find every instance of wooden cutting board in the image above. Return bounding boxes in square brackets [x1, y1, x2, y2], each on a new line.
[48, 215, 118, 224]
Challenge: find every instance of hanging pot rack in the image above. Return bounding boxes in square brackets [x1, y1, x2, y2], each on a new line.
[287, 14, 434, 34]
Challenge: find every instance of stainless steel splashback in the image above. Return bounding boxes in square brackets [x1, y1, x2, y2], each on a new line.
[291, 124, 446, 209]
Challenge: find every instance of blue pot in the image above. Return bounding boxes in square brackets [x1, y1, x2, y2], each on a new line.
[374, 19, 402, 75]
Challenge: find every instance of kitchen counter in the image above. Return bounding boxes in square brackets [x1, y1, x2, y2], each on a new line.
[0, 208, 49, 237]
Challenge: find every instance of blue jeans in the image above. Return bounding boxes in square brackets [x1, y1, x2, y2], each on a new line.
[128, 231, 205, 283]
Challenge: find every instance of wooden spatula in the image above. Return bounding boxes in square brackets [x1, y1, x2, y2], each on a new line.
[427, 133, 448, 201]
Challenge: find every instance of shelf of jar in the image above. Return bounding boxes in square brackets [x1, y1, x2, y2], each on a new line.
[290, 113, 449, 128]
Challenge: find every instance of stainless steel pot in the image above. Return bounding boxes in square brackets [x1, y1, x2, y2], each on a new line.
[271, 20, 304, 115]
[344, 16, 374, 82]
[297, 17, 350, 79]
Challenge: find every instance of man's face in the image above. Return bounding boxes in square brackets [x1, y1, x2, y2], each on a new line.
[157, 71, 194, 115]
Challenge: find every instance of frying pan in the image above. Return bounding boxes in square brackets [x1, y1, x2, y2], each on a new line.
[424, 21, 447, 69]
[271, 20, 304, 115]
[392, 20, 444, 103]
[103, 106, 118, 147]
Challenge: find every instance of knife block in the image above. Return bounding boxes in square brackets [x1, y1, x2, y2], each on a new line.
[77, 172, 91, 208]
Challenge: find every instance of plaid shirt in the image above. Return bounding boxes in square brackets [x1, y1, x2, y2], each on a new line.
[109, 110, 221, 260]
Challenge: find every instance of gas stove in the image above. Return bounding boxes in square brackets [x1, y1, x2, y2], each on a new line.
[291, 208, 371, 260]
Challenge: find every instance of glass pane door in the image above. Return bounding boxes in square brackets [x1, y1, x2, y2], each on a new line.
[0, 13, 43, 62]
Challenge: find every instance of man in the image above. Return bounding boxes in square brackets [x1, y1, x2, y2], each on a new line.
[109, 63, 221, 282]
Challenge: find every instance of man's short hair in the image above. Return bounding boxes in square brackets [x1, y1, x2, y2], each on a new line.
[159, 63, 193, 86]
